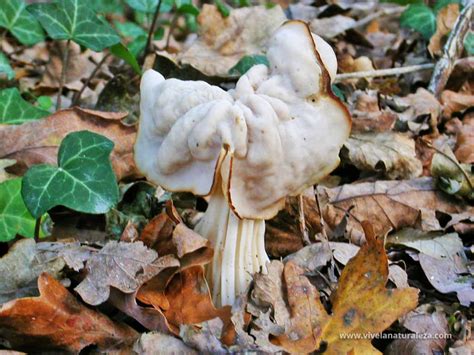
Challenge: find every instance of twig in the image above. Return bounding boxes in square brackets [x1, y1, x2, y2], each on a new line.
[72, 53, 111, 106]
[351, 6, 405, 30]
[428, 4, 473, 97]
[165, 13, 179, 51]
[298, 194, 311, 246]
[56, 39, 71, 110]
[334, 63, 435, 82]
[144, 0, 163, 59]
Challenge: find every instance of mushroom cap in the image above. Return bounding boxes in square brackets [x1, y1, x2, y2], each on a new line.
[135, 20, 351, 220]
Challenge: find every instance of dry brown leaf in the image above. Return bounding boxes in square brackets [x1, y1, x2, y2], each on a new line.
[343, 132, 423, 179]
[75, 241, 178, 306]
[275, 222, 419, 354]
[0, 273, 137, 352]
[179, 317, 228, 353]
[0, 107, 137, 180]
[133, 332, 197, 354]
[348, 90, 396, 133]
[428, 4, 460, 56]
[0, 159, 16, 183]
[310, 15, 356, 39]
[441, 90, 474, 118]
[454, 115, 474, 163]
[39, 41, 97, 91]
[317, 177, 473, 244]
[176, 4, 286, 76]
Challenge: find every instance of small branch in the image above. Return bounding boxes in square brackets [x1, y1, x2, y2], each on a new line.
[144, 0, 163, 59]
[56, 39, 71, 111]
[72, 53, 111, 106]
[334, 63, 434, 82]
[351, 6, 405, 30]
[164, 12, 179, 51]
[298, 194, 311, 246]
[428, 4, 473, 98]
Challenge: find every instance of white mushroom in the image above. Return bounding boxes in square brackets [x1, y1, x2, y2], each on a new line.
[135, 20, 351, 307]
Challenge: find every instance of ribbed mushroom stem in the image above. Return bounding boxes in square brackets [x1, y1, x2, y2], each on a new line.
[195, 187, 269, 307]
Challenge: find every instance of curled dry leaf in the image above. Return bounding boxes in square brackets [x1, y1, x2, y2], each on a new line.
[0, 273, 137, 352]
[75, 241, 179, 306]
[0, 239, 65, 304]
[441, 90, 474, 120]
[310, 15, 356, 39]
[454, 115, 474, 164]
[343, 132, 423, 179]
[428, 4, 460, 56]
[348, 90, 396, 133]
[0, 107, 137, 180]
[317, 177, 473, 244]
[35, 241, 94, 272]
[133, 332, 197, 355]
[0, 159, 16, 183]
[176, 4, 286, 76]
[272, 222, 419, 353]
[179, 317, 227, 353]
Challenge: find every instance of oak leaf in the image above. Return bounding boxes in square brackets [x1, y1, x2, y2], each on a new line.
[0, 273, 137, 352]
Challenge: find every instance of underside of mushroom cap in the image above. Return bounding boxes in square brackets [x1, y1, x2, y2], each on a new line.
[135, 20, 351, 220]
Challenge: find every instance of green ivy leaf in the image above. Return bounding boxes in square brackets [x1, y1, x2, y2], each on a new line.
[0, 88, 49, 125]
[110, 43, 142, 75]
[22, 131, 120, 218]
[0, 53, 15, 80]
[229, 55, 269, 75]
[28, 0, 120, 52]
[331, 84, 346, 101]
[93, 0, 125, 14]
[433, 0, 461, 13]
[400, 4, 436, 40]
[464, 32, 474, 55]
[0, 178, 47, 242]
[0, 0, 45, 45]
[177, 3, 200, 16]
[115, 21, 147, 38]
[36, 96, 53, 111]
[214, 0, 230, 17]
[126, 0, 160, 13]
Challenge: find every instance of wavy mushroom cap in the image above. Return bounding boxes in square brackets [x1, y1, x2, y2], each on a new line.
[135, 20, 351, 220]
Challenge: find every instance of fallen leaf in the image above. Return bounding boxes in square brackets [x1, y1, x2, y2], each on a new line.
[343, 132, 423, 179]
[35, 241, 93, 272]
[179, 317, 227, 353]
[428, 4, 459, 56]
[454, 115, 474, 163]
[283, 242, 333, 275]
[0, 273, 137, 352]
[387, 229, 465, 261]
[317, 177, 473, 243]
[348, 90, 396, 133]
[75, 241, 178, 306]
[310, 15, 356, 39]
[176, 4, 286, 76]
[0, 159, 16, 183]
[133, 331, 197, 354]
[419, 253, 474, 306]
[0, 239, 64, 304]
[441, 90, 474, 118]
[275, 222, 420, 353]
[0, 107, 137, 180]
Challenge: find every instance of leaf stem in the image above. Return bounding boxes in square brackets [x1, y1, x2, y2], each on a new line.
[72, 53, 111, 106]
[165, 12, 179, 51]
[34, 218, 41, 243]
[144, 0, 163, 60]
[56, 39, 71, 111]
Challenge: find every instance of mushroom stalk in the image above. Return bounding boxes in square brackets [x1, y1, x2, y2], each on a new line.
[195, 185, 269, 307]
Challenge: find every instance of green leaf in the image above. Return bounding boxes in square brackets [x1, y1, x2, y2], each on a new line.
[215, 0, 230, 17]
[400, 4, 436, 40]
[28, 0, 121, 52]
[36, 96, 53, 111]
[0, 53, 14, 80]
[128, 34, 148, 56]
[93, 0, 125, 14]
[22, 131, 120, 218]
[110, 43, 142, 75]
[433, 0, 461, 13]
[185, 14, 198, 32]
[125, 0, 159, 13]
[0, 0, 44, 45]
[331, 84, 346, 101]
[115, 21, 147, 39]
[0, 88, 49, 125]
[229, 55, 269, 75]
[178, 4, 200, 16]
[0, 178, 46, 242]
[464, 32, 474, 55]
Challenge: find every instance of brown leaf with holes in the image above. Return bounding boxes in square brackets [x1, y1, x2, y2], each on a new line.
[0, 273, 137, 352]
[274, 223, 419, 354]
[0, 107, 137, 180]
[317, 177, 473, 244]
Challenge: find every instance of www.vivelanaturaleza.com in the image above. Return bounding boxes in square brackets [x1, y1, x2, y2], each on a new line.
[339, 333, 453, 340]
